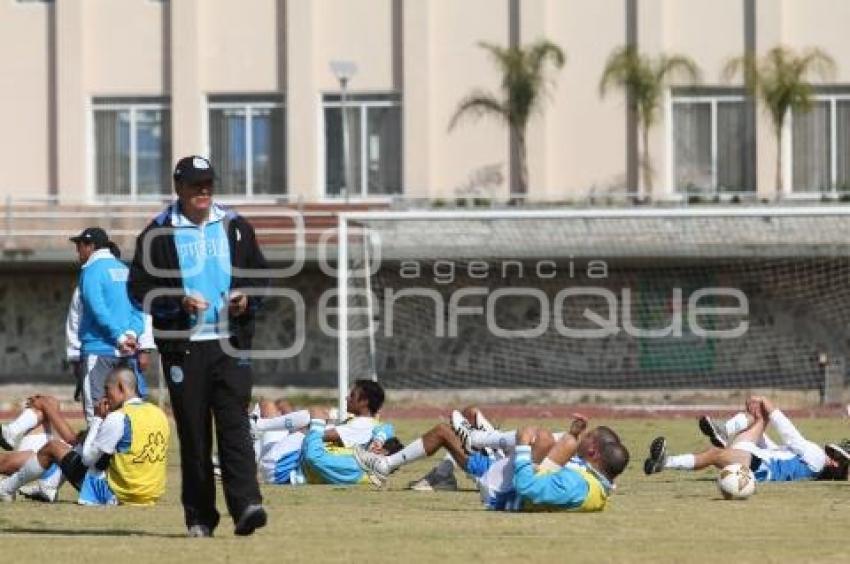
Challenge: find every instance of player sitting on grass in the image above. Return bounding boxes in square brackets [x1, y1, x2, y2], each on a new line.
[644, 396, 850, 482]
[299, 417, 403, 485]
[251, 380, 389, 485]
[0, 365, 170, 505]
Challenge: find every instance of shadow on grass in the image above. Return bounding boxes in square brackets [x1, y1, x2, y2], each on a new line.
[0, 526, 186, 538]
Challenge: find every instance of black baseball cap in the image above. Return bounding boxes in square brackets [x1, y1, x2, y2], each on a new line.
[173, 155, 215, 186]
[69, 227, 109, 246]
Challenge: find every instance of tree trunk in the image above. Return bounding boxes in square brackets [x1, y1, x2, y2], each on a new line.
[775, 124, 783, 200]
[515, 127, 529, 197]
[641, 124, 652, 201]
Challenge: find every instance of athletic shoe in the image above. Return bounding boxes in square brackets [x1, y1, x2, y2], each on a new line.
[18, 482, 58, 503]
[643, 436, 667, 475]
[187, 525, 214, 538]
[698, 416, 728, 448]
[825, 442, 850, 467]
[0, 479, 16, 502]
[407, 467, 458, 492]
[234, 504, 267, 536]
[473, 410, 496, 433]
[450, 410, 474, 454]
[0, 425, 18, 451]
[353, 445, 390, 488]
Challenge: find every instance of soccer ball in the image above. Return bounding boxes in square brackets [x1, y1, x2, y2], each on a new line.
[717, 464, 756, 500]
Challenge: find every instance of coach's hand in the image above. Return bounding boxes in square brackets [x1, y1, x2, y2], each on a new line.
[228, 291, 248, 317]
[182, 295, 210, 315]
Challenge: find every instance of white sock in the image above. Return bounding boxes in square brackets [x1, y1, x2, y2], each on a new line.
[664, 454, 696, 470]
[387, 438, 427, 471]
[470, 430, 516, 451]
[255, 410, 311, 433]
[5, 408, 38, 440]
[1, 455, 46, 494]
[724, 413, 750, 437]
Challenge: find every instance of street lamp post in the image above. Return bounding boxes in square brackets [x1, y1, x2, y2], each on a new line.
[330, 61, 358, 201]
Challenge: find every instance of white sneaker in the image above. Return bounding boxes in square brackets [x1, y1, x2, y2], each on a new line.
[353, 445, 389, 488]
[450, 410, 474, 454]
[0, 479, 17, 502]
[18, 482, 58, 503]
[408, 468, 458, 492]
[473, 410, 496, 433]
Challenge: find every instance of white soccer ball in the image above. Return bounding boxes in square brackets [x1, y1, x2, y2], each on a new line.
[717, 464, 756, 500]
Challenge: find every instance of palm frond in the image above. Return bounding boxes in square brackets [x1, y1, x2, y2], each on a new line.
[448, 92, 508, 131]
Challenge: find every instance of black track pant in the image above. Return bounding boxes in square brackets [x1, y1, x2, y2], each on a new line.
[162, 339, 262, 530]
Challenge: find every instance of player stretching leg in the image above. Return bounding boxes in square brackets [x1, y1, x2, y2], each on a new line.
[644, 396, 850, 482]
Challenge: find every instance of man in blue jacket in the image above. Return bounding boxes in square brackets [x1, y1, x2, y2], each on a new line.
[71, 227, 145, 425]
[128, 156, 269, 538]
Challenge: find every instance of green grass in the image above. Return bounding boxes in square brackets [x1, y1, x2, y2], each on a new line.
[2, 417, 849, 563]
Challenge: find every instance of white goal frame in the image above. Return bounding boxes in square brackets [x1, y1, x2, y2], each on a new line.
[336, 205, 850, 417]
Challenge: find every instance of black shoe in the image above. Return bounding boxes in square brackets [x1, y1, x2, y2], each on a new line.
[0, 426, 14, 451]
[643, 436, 667, 475]
[187, 524, 214, 538]
[234, 504, 267, 536]
[825, 443, 850, 467]
[698, 416, 728, 448]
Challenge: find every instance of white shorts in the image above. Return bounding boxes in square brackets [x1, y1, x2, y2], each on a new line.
[258, 431, 305, 484]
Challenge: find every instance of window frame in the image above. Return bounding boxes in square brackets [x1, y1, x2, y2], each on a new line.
[205, 96, 287, 200]
[88, 98, 171, 203]
[320, 92, 403, 200]
[669, 92, 753, 197]
[787, 92, 850, 197]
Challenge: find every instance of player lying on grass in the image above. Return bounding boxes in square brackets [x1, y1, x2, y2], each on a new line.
[0, 365, 170, 505]
[696, 410, 850, 473]
[298, 417, 403, 485]
[644, 396, 850, 482]
[354, 413, 630, 512]
[407, 405, 573, 491]
[250, 380, 391, 485]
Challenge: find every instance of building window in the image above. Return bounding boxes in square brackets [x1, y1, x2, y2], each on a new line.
[671, 92, 755, 194]
[791, 95, 850, 193]
[208, 95, 286, 197]
[92, 98, 171, 199]
[323, 93, 402, 197]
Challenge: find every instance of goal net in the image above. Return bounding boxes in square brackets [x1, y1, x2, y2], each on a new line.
[336, 207, 850, 406]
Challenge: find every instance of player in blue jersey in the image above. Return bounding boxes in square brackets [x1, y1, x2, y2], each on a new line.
[251, 380, 392, 485]
[300, 419, 403, 486]
[354, 411, 629, 512]
[644, 396, 850, 482]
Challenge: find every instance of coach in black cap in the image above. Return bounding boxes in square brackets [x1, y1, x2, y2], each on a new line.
[128, 155, 269, 537]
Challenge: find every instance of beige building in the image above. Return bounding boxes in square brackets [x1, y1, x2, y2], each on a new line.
[1, 0, 849, 205]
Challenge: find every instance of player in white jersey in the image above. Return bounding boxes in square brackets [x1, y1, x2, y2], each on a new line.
[645, 396, 850, 482]
[250, 380, 387, 485]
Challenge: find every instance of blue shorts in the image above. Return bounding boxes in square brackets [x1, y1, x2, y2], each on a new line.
[77, 471, 118, 506]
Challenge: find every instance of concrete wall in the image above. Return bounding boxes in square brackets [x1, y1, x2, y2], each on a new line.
[2, 261, 846, 391]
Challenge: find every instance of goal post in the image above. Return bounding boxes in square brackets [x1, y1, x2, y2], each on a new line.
[336, 206, 850, 413]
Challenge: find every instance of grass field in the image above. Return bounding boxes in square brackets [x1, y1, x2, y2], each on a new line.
[2, 415, 849, 563]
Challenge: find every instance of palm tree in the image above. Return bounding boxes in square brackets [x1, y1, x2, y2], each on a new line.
[599, 46, 700, 200]
[723, 46, 835, 199]
[449, 40, 565, 195]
